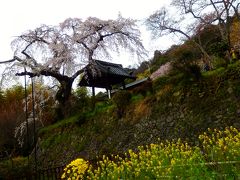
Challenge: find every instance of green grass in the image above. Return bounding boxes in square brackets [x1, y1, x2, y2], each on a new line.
[130, 94, 145, 103]
[38, 101, 113, 135]
[39, 115, 80, 134]
[202, 66, 225, 77]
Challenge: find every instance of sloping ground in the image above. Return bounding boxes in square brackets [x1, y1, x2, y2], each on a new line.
[35, 63, 240, 169]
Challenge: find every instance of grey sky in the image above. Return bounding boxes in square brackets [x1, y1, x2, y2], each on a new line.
[0, 0, 175, 69]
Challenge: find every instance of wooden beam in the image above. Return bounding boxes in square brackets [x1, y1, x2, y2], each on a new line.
[107, 89, 111, 99]
[92, 86, 95, 109]
[122, 81, 126, 89]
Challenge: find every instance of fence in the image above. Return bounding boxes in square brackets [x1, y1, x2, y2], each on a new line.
[13, 166, 65, 180]
[6, 161, 240, 179]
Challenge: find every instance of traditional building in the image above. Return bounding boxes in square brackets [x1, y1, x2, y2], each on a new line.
[78, 60, 136, 98]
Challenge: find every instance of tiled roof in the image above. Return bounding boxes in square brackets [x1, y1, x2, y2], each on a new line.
[78, 60, 136, 88]
[95, 60, 133, 78]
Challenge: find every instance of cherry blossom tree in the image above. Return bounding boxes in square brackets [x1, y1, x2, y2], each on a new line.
[0, 15, 147, 118]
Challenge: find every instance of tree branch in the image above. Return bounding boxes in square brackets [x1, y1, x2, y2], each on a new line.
[0, 55, 23, 64]
[15, 71, 36, 77]
[16, 69, 71, 82]
[163, 25, 191, 39]
[72, 68, 84, 80]
[0, 59, 16, 64]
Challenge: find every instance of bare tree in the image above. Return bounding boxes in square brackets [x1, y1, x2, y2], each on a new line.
[173, 0, 239, 46]
[0, 15, 147, 118]
[146, 0, 240, 62]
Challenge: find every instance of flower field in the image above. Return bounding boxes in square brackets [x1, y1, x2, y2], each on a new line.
[61, 127, 240, 179]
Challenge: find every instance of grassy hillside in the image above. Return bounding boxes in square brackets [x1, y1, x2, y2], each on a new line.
[35, 62, 240, 168]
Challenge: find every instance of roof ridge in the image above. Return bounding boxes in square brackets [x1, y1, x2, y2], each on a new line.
[95, 60, 123, 68]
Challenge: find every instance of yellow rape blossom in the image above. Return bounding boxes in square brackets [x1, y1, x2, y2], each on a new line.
[61, 158, 89, 179]
[64, 126, 240, 179]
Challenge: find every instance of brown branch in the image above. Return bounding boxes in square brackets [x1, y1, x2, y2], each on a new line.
[15, 71, 36, 77]
[15, 68, 78, 83]
[20, 40, 39, 66]
[0, 56, 23, 64]
[0, 59, 16, 64]
[72, 68, 84, 79]
[162, 25, 191, 39]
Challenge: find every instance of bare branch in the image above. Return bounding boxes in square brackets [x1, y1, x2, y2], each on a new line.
[0, 59, 16, 64]
[146, 0, 240, 58]
[72, 68, 84, 80]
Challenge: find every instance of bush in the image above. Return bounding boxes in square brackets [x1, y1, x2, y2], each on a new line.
[169, 41, 203, 82]
[208, 40, 229, 57]
[112, 90, 131, 117]
[131, 79, 153, 96]
[172, 64, 202, 82]
[61, 87, 91, 118]
[211, 56, 228, 69]
[186, 64, 202, 81]
[0, 157, 28, 179]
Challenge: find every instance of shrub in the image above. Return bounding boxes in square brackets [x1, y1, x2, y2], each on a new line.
[208, 40, 229, 57]
[169, 42, 203, 82]
[0, 157, 28, 179]
[112, 90, 131, 117]
[186, 64, 202, 81]
[211, 56, 228, 69]
[131, 79, 153, 96]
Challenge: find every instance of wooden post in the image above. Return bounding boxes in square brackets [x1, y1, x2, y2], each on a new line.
[106, 68, 111, 99]
[107, 89, 111, 99]
[92, 86, 95, 109]
[122, 81, 126, 89]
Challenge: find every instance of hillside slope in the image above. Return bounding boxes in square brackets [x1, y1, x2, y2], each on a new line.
[35, 63, 240, 168]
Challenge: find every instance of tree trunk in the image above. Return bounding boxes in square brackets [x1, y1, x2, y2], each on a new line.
[192, 39, 212, 69]
[55, 78, 74, 119]
[15, 68, 84, 120]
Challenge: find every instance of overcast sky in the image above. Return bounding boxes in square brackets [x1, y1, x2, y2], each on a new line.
[0, 0, 175, 67]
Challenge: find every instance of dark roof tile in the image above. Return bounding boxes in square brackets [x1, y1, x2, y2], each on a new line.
[78, 60, 136, 88]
